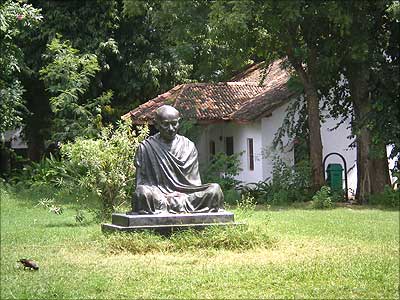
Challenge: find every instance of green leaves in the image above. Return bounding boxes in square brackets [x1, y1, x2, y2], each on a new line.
[0, 1, 42, 132]
[60, 120, 149, 212]
[40, 37, 100, 96]
[39, 36, 111, 142]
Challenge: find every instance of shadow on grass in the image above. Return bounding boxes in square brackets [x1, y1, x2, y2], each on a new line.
[43, 220, 97, 228]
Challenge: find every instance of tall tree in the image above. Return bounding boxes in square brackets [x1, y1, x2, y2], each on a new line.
[207, 0, 397, 199]
[18, 0, 119, 160]
[208, 0, 343, 192]
[328, 1, 395, 202]
[18, 0, 199, 161]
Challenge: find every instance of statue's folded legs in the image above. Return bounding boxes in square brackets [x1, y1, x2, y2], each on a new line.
[134, 183, 224, 214]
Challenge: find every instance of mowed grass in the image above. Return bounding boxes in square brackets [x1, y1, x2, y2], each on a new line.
[1, 187, 399, 299]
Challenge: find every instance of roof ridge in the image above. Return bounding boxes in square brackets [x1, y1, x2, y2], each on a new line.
[179, 81, 264, 87]
[230, 62, 265, 81]
[173, 84, 186, 107]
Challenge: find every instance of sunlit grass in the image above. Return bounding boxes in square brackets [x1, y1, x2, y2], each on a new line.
[1, 186, 399, 299]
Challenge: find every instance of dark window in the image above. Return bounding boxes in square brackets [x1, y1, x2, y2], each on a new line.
[247, 138, 254, 171]
[209, 140, 216, 160]
[225, 136, 234, 156]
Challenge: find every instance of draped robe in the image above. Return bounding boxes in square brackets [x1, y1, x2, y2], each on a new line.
[133, 133, 224, 214]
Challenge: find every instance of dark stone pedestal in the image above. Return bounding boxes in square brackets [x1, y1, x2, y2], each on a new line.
[102, 211, 240, 234]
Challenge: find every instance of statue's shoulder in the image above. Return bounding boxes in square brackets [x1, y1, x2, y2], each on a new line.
[138, 135, 157, 150]
[176, 134, 196, 149]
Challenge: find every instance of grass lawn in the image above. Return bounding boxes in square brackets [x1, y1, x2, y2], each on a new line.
[1, 186, 399, 299]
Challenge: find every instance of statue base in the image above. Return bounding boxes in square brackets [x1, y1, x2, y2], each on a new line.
[101, 211, 242, 234]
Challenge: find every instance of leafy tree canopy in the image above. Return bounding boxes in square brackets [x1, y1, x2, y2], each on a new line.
[0, 0, 42, 133]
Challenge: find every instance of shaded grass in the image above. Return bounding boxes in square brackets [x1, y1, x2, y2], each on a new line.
[105, 224, 272, 254]
[1, 185, 399, 299]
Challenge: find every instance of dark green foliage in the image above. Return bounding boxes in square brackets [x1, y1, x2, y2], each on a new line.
[368, 186, 400, 209]
[39, 36, 112, 142]
[177, 118, 202, 143]
[241, 157, 312, 205]
[7, 0, 202, 162]
[200, 152, 242, 192]
[0, 1, 42, 132]
[239, 180, 272, 204]
[311, 186, 334, 209]
[10, 154, 71, 187]
[273, 96, 309, 156]
[223, 188, 241, 205]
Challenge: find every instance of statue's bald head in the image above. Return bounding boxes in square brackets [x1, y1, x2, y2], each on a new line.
[155, 105, 180, 142]
[155, 105, 180, 122]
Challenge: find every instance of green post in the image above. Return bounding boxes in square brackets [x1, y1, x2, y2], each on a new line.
[326, 163, 344, 192]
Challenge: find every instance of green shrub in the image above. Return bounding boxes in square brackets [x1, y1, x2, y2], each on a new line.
[60, 120, 148, 213]
[238, 180, 272, 203]
[11, 120, 148, 217]
[369, 185, 399, 208]
[10, 154, 73, 187]
[200, 152, 243, 191]
[239, 157, 312, 205]
[311, 186, 334, 209]
[223, 188, 241, 205]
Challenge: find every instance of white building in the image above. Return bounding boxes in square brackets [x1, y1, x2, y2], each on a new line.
[123, 60, 394, 196]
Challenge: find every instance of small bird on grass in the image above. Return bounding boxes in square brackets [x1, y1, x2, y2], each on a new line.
[18, 259, 39, 270]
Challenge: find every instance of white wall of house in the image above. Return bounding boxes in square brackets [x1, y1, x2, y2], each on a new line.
[319, 113, 357, 196]
[196, 121, 264, 184]
[194, 100, 397, 196]
[2, 128, 28, 149]
[260, 101, 294, 181]
[223, 121, 263, 183]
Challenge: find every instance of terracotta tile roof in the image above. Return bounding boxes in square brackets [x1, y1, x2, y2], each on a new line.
[122, 82, 266, 124]
[229, 60, 297, 121]
[122, 59, 298, 124]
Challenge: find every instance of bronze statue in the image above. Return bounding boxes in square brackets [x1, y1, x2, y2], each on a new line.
[132, 105, 224, 214]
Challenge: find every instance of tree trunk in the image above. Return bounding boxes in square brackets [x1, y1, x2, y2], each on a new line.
[304, 84, 325, 192]
[350, 65, 371, 204]
[22, 75, 52, 162]
[292, 63, 325, 192]
[27, 135, 45, 162]
[348, 65, 390, 203]
[370, 143, 391, 194]
[354, 121, 371, 204]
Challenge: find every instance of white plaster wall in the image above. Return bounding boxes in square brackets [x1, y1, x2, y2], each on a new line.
[196, 102, 395, 196]
[2, 128, 28, 149]
[319, 112, 357, 196]
[195, 127, 208, 165]
[224, 122, 263, 183]
[260, 101, 294, 180]
[196, 122, 263, 184]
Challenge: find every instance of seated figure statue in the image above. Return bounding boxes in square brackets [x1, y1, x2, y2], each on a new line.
[132, 105, 224, 214]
